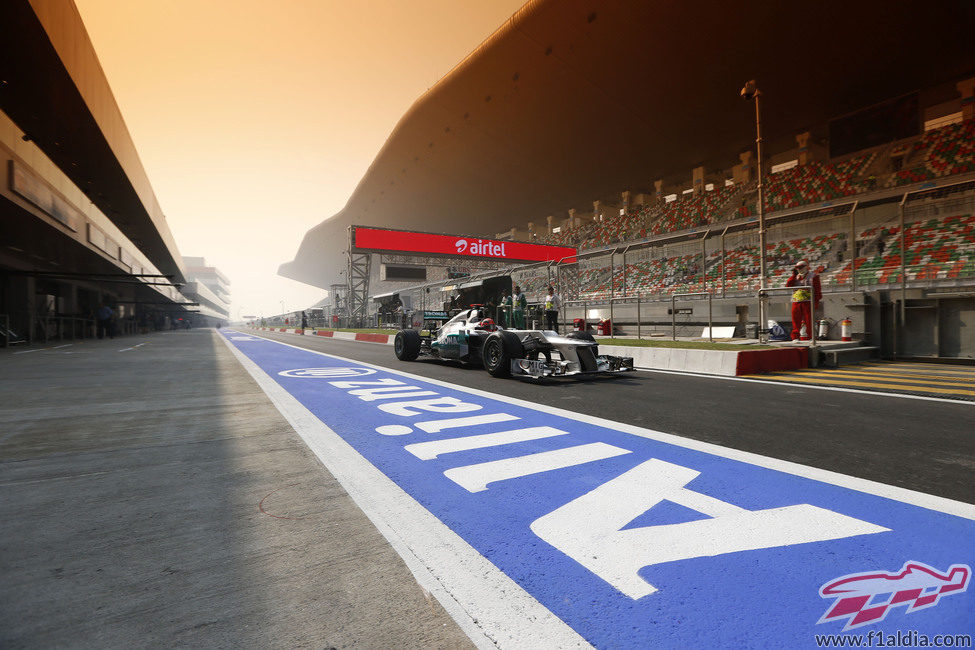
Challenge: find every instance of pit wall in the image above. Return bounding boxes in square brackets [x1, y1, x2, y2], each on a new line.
[246, 327, 808, 376]
[558, 291, 872, 343]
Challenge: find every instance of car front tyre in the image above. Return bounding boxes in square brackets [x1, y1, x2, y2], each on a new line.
[482, 331, 524, 378]
[394, 329, 422, 361]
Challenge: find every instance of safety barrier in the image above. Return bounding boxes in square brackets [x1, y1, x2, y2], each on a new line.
[562, 294, 717, 340]
[560, 299, 589, 334]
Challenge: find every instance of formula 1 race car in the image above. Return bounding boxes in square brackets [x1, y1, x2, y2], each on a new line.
[393, 307, 635, 379]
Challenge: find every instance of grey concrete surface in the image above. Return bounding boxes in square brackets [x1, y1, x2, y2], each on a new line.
[248, 329, 975, 505]
[0, 330, 473, 649]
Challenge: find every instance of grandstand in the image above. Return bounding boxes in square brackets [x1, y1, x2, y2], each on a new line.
[827, 213, 975, 286]
[517, 116, 975, 302]
[542, 204, 975, 303]
[887, 119, 975, 187]
[379, 105, 975, 360]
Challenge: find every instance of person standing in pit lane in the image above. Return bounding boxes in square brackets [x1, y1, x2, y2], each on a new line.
[785, 259, 822, 341]
[544, 285, 561, 333]
[498, 288, 511, 328]
[512, 285, 528, 329]
[96, 303, 114, 339]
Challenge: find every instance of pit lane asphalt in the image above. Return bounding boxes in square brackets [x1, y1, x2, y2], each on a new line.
[247, 330, 975, 505]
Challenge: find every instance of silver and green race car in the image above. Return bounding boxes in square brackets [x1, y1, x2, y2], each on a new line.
[393, 307, 634, 379]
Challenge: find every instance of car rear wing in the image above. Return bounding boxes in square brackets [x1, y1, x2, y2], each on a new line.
[421, 309, 450, 331]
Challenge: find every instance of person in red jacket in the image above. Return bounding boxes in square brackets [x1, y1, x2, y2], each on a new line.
[785, 259, 822, 341]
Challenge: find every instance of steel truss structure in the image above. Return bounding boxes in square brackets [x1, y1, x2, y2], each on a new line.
[347, 228, 372, 322]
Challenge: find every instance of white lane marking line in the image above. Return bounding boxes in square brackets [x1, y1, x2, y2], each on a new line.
[217, 331, 590, 650]
[641, 366, 975, 406]
[235, 329, 975, 520]
[51, 344, 73, 349]
[13, 348, 41, 354]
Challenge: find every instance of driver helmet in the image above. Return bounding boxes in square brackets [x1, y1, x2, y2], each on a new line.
[480, 318, 496, 331]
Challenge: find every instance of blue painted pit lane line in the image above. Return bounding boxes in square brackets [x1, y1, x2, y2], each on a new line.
[220, 330, 975, 649]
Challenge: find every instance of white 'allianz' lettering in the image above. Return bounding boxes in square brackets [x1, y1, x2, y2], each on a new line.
[328, 378, 436, 401]
[329, 378, 406, 388]
[404, 426, 571, 460]
[415, 413, 520, 433]
[444, 442, 631, 492]
[348, 387, 439, 401]
[378, 396, 483, 417]
[530, 458, 890, 599]
[314, 368, 890, 601]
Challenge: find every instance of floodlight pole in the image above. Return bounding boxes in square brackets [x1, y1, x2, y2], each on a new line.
[755, 89, 767, 313]
[743, 80, 768, 336]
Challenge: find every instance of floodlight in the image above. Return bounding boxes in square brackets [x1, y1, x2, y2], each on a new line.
[740, 80, 759, 100]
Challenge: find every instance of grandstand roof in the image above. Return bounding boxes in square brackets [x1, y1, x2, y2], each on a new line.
[281, 0, 975, 289]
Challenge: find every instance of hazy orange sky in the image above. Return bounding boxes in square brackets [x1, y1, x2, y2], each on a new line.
[74, 0, 524, 319]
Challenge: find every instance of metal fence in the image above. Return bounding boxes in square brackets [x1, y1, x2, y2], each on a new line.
[671, 292, 713, 342]
[1, 313, 98, 347]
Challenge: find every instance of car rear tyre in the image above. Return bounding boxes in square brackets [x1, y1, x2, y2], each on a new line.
[394, 329, 422, 361]
[482, 331, 524, 378]
[566, 330, 598, 356]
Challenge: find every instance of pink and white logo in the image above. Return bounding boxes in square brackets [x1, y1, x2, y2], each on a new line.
[818, 561, 970, 631]
[455, 239, 468, 253]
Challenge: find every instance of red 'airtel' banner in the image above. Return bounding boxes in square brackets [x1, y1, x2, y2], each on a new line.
[352, 226, 577, 263]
